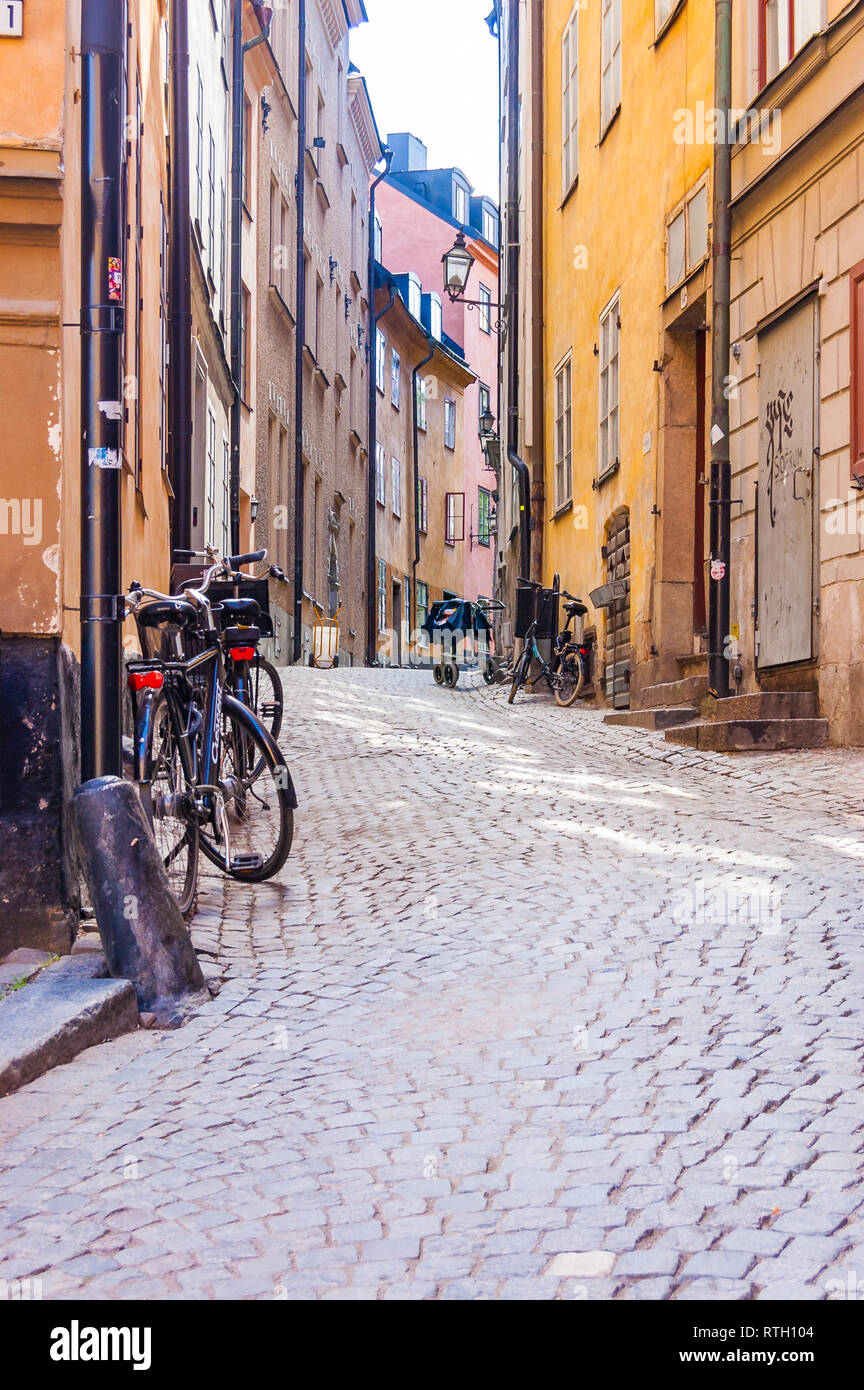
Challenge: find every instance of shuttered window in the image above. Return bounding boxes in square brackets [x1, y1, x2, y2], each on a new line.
[562, 5, 579, 197]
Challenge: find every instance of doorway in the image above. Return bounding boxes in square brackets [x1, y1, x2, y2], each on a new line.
[605, 508, 631, 709]
[392, 580, 402, 666]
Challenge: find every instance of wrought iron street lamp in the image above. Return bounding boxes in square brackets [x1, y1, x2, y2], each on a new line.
[441, 231, 506, 333]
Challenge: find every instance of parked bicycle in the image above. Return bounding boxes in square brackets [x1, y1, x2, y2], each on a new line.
[125, 552, 297, 918]
[508, 586, 590, 707]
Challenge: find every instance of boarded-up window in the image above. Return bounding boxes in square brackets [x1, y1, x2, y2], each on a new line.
[851, 259, 864, 480]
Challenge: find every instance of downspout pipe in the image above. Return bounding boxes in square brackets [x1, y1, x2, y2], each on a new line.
[169, 0, 192, 576]
[708, 0, 733, 700]
[411, 340, 436, 654]
[229, 0, 245, 556]
[505, 0, 531, 584]
[79, 0, 127, 782]
[365, 149, 394, 667]
[292, 0, 307, 664]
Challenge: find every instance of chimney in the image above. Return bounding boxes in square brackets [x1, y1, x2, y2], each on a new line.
[387, 132, 427, 173]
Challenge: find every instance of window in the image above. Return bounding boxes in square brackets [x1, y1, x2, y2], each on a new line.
[391, 349, 401, 408]
[374, 212, 383, 262]
[759, 0, 823, 88]
[195, 69, 204, 227]
[375, 443, 386, 505]
[377, 558, 387, 632]
[851, 258, 864, 481]
[479, 284, 492, 334]
[655, 0, 683, 35]
[562, 4, 579, 196]
[445, 493, 465, 544]
[479, 384, 491, 431]
[418, 476, 428, 533]
[375, 330, 386, 393]
[444, 398, 456, 450]
[601, 0, 622, 135]
[407, 273, 422, 320]
[453, 182, 469, 224]
[240, 285, 250, 400]
[241, 96, 253, 207]
[666, 180, 710, 292]
[219, 181, 226, 318]
[392, 457, 402, 517]
[429, 293, 442, 341]
[482, 207, 498, 246]
[554, 355, 573, 509]
[206, 408, 217, 545]
[222, 438, 230, 556]
[478, 487, 492, 546]
[207, 129, 216, 273]
[416, 580, 429, 631]
[599, 295, 620, 478]
[416, 376, 428, 431]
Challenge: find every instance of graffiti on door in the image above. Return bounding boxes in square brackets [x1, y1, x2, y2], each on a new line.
[764, 387, 796, 527]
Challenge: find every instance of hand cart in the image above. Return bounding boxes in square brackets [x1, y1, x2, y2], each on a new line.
[421, 597, 505, 688]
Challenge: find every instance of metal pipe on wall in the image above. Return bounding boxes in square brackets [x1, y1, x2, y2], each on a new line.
[708, 0, 733, 700]
[169, 0, 193, 573]
[411, 341, 435, 640]
[292, 0, 307, 665]
[79, 0, 127, 782]
[229, 0, 245, 557]
[365, 149, 394, 667]
[505, 0, 531, 585]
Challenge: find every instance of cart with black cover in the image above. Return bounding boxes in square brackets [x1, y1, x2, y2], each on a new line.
[421, 597, 503, 687]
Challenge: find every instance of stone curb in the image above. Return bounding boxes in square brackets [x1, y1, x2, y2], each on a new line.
[0, 953, 139, 1098]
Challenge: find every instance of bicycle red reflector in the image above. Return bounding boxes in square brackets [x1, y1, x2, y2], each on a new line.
[229, 646, 256, 661]
[127, 671, 164, 691]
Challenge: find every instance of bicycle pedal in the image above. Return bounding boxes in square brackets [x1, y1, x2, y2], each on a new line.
[230, 853, 264, 871]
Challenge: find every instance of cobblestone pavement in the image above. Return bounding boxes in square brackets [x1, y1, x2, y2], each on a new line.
[2, 667, 864, 1301]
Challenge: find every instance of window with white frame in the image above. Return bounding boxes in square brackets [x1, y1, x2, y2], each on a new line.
[665, 179, 709, 293]
[375, 442, 386, 505]
[601, 0, 622, 135]
[195, 69, 204, 227]
[453, 182, 469, 224]
[207, 130, 216, 273]
[416, 580, 429, 631]
[478, 487, 492, 547]
[445, 492, 465, 545]
[759, 0, 823, 88]
[429, 293, 442, 341]
[391, 349, 400, 407]
[374, 211, 383, 262]
[416, 376, 428, 431]
[206, 407, 217, 545]
[407, 273, 422, 320]
[562, 4, 579, 197]
[554, 355, 573, 509]
[375, 329, 386, 393]
[479, 383, 491, 432]
[655, 0, 684, 36]
[391, 457, 401, 517]
[598, 294, 620, 478]
[418, 476, 428, 533]
[377, 558, 387, 631]
[479, 284, 492, 334]
[444, 398, 456, 450]
[482, 207, 498, 246]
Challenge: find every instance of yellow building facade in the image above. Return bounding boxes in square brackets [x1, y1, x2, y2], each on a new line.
[541, 0, 715, 709]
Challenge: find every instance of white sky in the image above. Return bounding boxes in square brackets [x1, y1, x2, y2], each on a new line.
[350, 0, 500, 203]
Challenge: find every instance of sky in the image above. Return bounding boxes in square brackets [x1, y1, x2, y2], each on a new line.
[350, 0, 500, 202]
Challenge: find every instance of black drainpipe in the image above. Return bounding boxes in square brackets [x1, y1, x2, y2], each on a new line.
[292, 0, 307, 664]
[365, 149, 394, 666]
[169, 0, 192, 575]
[79, 0, 127, 782]
[229, 0, 245, 556]
[505, 0, 531, 583]
[411, 339, 435, 649]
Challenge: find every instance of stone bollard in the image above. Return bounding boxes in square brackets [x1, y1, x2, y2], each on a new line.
[71, 776, 205, 1022]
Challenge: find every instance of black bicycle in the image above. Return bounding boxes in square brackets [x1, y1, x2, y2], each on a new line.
[508, 587, 590, 707]
[125, 554, 297, 917]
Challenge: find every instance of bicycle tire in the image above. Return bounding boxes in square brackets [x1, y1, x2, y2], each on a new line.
[248, 655, 283, 742]
[198, 697, 294, 883]
[134, 690, 200, 919]
[508, 651, 530, 704]
[554, 652, 586, 707]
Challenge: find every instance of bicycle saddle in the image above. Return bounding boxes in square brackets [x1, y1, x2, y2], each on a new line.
[218, 597, 261, 621]
[137, 598, 199, 630]
[565, 600, 588, 617]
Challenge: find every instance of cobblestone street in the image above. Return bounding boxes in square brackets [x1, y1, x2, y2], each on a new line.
[2, 666, 864, 1301]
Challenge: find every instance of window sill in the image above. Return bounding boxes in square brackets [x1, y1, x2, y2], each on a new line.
[599, 105, 621, 147]
[552, 498, 573, 521]
[269, 283, 296, 326]
[592, 459, 620, 490]
[559, 176, 578, 213]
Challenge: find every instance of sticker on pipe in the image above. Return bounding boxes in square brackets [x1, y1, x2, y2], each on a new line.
[108, 258, 123, 301]
[710, 559, 726, 581]
[89, 448, 121, 470]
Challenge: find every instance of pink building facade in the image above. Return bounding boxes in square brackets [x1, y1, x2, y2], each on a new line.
[375, 133, 499, 603]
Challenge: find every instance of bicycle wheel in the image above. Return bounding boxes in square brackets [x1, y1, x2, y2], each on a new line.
[554, 651, 585, 707]
[249, 655, 283, 742]
[138, 692, 199, 919]
[508, 651, 530, 704]
[198, 697, 294, 882]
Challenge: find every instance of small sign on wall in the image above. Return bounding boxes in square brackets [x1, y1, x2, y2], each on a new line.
[0, 3, 23, 38]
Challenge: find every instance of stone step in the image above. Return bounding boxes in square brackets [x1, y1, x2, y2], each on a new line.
[707, 690, 818, 721]
[675, 651, 708, 676]
[604, 707, 700, 731]
[640, 674, 708, 709]
[664, 717, 830, 753]
[0, 953, 138, 1098]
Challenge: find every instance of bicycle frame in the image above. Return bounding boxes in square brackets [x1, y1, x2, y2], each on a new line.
[129, 636, 224, 819]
